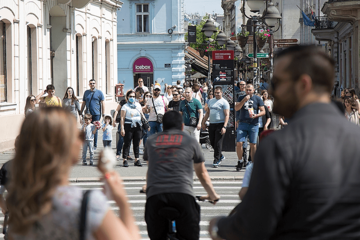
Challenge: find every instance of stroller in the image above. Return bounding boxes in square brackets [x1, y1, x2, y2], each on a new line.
[200, 121, 212, 150]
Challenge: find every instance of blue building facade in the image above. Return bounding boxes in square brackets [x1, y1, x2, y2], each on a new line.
[117, 0, 185, 93]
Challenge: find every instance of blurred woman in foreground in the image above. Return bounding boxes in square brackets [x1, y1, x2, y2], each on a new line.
[7, 107, 140, 240]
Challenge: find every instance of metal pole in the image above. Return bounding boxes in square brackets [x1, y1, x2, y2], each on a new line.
[208, 42, 211, 86]
[253, 18, 258, 88]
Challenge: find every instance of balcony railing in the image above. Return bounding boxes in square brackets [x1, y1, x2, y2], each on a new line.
[314, 16, 337, 29]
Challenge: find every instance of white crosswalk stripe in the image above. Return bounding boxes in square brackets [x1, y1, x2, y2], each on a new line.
[0, 180, 242, 240]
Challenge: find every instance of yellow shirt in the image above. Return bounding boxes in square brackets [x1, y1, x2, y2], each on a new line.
[41, 96, 62, 107]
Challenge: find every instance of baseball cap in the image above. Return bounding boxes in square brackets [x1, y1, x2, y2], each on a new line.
[154, 84, 161, 90]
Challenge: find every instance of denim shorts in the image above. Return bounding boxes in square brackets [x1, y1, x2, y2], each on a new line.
[237, 122, 259, 144]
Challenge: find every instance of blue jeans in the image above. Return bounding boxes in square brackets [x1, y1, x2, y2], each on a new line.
[91, 115, 101, 148]
[103, 140, 111, 148]
[202, 92, 207, 104]
[148, 121, 163, 137]
[237, 122, 259, 144]
[116, 124, 124, 156]
[82, 140, 94, 163]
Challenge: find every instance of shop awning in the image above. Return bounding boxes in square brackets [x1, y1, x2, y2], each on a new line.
[185, 47, 212, 77]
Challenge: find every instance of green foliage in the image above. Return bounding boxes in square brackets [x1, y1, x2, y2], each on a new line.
[185, 16, 224, 52]
[237, 31, 249, 37]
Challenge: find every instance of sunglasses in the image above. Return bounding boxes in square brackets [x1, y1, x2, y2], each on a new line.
[78, 131, 85, 142]
[154, 89, 160, 92]
[30, 98, 36, 101]
[139, 81, 143, 83]
[173, 94, 179, 96]
[145, 95, 151, 98]
[90, 83, 96, 85]
[240, 84, 246, 86]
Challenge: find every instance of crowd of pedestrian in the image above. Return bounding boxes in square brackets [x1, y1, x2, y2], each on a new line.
[11, 44, 360, 240]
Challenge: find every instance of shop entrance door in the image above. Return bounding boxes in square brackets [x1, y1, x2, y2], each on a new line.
[134, 73, 153, 89]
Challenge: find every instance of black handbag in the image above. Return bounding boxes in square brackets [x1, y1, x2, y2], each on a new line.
[152, 97, 164, 124]
[115, 100, 127, 123]
[136, 109, 149, 130]
[79, 190, 91, 240]
[185, 102, 198, 127]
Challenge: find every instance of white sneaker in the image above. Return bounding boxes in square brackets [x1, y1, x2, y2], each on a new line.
[139, 149, 144, 155]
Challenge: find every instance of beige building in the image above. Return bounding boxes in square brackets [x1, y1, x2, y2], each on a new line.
[0, 0, 121, 151]
[311, 0, 360, 95]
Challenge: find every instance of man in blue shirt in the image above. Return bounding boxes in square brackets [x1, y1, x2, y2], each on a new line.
[259, 77, 269, 91]
[235, 84, 265, 171]
[202, 86, 230, 168]
[80, 79, 105, 151]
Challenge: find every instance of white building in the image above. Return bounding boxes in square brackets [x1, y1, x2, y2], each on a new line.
[0, 0, 121, 151]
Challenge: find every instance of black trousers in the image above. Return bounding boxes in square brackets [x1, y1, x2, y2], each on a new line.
[209, 123, 225, 161]
[122, 123, 142, 159]
[145, 193, 200, 240]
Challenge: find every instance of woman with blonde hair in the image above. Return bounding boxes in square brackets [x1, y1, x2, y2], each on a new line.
[7, 107, 140, 240]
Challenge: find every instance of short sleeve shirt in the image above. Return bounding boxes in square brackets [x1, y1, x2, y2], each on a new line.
[146, 96, 169, 122]
[208, 98, 230, 124]
[83, 123, 96, 140]
[12, 186, 109, 240]
[41, 96, 62, 107]
[121, 102, 143, 126]
[237, 95, 264, 125]
[168, 100, 181, 112]
[82, 89, 105, 116]
[144, 129, 205, 199]
[179, 98, 203, 126]
[236, 91, 246, 121]
[102, 124, 113, 141]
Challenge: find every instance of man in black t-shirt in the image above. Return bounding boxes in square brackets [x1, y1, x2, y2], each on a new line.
[168, 90, 181, 112]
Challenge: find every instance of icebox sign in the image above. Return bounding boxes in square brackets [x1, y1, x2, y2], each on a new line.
[133, 57, 153, 73]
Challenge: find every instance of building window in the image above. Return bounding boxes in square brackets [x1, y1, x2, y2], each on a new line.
[27, 26, 33, 96]
[105, 40, 110, 94]
[76, 35, 83, 96]
[136, 4, 149, 33]
[0, 21, 6, 102]
[92, 37, 98, 80]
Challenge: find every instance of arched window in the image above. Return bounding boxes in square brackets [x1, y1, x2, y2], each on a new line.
[0, 21, 7, 102]
[105, 40, 110, 94]
[92, 37, 98, 80]
[76, 34, 83, 96]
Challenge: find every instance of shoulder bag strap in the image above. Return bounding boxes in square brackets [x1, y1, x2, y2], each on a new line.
[79, 190, 91, 240]
[152, 97, 158, 116]
[161, 96, 167, 112]
[185, 101, 191, 117]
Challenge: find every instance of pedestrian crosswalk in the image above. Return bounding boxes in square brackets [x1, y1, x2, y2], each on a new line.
[0, 180, 243, 240]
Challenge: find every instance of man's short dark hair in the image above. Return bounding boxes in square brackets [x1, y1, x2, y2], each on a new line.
[89, 79, 96, 83]
[177, 80, 181, 85]
[214, 86, 223, 92]
[163, 111, 183, 131]
[46, 84, 55, 91]
[135, 87, 144, 94]
[275, 45, 335, 93]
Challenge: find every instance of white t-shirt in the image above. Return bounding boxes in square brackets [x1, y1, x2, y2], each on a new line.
[146, 96, 169, 122]
[134, 85, 149, 93]
[192, 91, 202, 102]
[264, 99, 273, 112]
[12, 186, 109, 240]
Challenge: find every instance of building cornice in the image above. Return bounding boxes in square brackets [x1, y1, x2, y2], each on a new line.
[322, 1, 360, 23]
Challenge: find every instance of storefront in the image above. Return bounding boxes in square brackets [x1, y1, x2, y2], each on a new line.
[133, 57, 153, 88]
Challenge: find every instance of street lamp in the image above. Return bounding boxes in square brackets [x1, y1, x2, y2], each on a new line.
[247, 0, 265, 13]
[216, 31, 227, 46]
[263, 2, 281, 28]
[234, 44, 242, 57]
[201, 18, 217, 84]
[201, 19, 217, 38]
[241, 0, 281, 89]
[226, 39, 237, 51]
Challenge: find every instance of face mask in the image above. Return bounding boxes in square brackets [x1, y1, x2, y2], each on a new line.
[128, 97, 135, 103]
